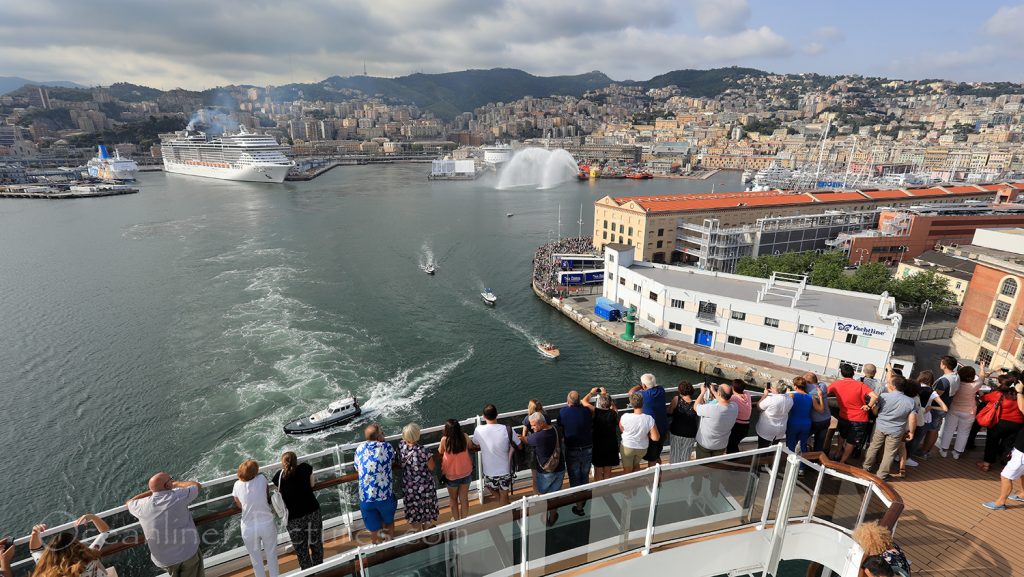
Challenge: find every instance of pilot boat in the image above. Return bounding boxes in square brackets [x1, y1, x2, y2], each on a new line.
[283, 396, 361, 435]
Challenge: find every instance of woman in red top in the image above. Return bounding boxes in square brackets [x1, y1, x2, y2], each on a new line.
[978, 374, 1024, 471]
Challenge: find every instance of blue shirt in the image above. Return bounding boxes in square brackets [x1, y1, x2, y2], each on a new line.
[641, 386, 668, 436]
[788, 392, 814, 427]
[559, 405, 594, 448]
[811, 382, 832, 423]
[354, 441, 395, 503]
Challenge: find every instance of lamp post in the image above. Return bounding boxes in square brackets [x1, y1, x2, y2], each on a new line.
[917, 299, 932, 340]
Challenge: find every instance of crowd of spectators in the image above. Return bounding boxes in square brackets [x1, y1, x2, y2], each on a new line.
[531, 236, 599, 295]
[10, 358, 1024, 577]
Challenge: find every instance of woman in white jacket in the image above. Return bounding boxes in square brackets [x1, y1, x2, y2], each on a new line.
[233, 460, 279, 577]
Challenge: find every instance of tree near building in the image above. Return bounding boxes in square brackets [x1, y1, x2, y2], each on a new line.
[733, 251, 955, 309]
[887, 270, 957, 310]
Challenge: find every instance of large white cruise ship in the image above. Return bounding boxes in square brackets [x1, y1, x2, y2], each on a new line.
[160, 127, 294, 183]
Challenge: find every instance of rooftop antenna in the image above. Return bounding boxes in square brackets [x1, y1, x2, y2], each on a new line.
[577, 203, 584, 237]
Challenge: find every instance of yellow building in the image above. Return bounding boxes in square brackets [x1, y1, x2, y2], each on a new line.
[895, 251, 973, 305]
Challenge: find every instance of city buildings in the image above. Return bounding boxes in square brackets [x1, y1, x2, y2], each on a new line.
[832, 198, 1024, 265]
[593, 184, 1015, 262]
[947, 228, 1024, 368]
[602, 244, 902, 377]
[677, 210, 881, 272]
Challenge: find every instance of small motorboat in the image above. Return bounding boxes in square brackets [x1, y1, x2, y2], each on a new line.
[424, 263, 435, 275]
[537, 342, 561, 359]
[481, 288, 497, 305]
[506, 213, 514, 217]
[284, 396, 362, 435]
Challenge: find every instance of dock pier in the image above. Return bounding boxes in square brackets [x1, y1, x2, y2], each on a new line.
[533, 283, 802, 387]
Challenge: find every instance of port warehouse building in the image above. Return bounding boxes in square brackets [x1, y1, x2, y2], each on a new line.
[593, 182, 1024, 263]
[602, 245, 901, 377]
[678, 201, 1024, 274]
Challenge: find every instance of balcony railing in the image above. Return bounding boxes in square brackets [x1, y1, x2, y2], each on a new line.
[6, 393, 902, 577]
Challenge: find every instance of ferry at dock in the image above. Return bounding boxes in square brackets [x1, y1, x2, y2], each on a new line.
[160, 127, 294, 183]
[86, 144, 138, 181]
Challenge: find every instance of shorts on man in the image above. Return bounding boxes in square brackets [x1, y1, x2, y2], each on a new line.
[837, 418, 869, 446]
[484, 473, 515, 492]
[359, 498, 396, 532]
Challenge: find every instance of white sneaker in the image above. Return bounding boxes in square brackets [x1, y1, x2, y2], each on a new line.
[952, 451, 961, 460]
[906, 458, 919, 467]
[938, 449, 948, 458]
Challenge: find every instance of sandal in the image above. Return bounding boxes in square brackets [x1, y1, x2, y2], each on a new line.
[976, 461, 991, 472]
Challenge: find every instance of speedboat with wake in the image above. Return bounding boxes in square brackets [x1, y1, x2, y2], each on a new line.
[424, 263, 435, 275]
[284, 396, 362, 435]
[537, 342, 561, 359]
[481, 288, 497, 305]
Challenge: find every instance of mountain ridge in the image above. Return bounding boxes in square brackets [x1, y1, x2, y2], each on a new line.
[0, 76, 83, 95]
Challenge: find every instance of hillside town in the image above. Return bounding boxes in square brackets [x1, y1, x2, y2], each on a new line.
[3, 69, 1024, 184]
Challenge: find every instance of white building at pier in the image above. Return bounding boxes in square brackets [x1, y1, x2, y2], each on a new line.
[602, 244, 902, 377]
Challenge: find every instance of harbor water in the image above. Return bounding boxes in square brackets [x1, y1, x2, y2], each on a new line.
[0, 165, 741, 536]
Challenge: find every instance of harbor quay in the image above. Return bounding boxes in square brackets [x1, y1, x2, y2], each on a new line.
[533, 282, 805, 387]
[533, 239, 905, 386]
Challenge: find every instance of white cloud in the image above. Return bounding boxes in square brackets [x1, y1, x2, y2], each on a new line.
[0, 0, 792, 88]
[983, 4, 1024, 36]
[802, 42, 826, 57]
[691, 0, 751, 34]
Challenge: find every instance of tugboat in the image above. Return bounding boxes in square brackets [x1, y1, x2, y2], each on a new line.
[537, 342, 561, 359]
[424, 263, 435, 275]
[283, 396, 362, 435]
[481, 288, 497, 306]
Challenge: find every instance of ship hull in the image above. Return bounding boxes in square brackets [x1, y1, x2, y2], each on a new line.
[163, 162, 290, 183]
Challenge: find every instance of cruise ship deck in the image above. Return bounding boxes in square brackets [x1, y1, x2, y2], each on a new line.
[7, 393, 1020, 577]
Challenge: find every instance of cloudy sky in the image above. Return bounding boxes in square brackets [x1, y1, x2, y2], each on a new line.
[1, 0, 1022, 89]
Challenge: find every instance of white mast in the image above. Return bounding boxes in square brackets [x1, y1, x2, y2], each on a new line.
[557, 203, 562, 239]
[577, 204, 583, 237]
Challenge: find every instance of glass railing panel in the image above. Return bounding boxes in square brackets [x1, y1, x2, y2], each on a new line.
[525, 471, 654, 573]
[652, 458, 761, 543]
[287, 550, 361, 577]
[861, 490, 890, 526]
[448, 506, 520, 577]
[359, 533, 450, 577]
[736, 448, 780, 525]
[811, 471, 870, 530]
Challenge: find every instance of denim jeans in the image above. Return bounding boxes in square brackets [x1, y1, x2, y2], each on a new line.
[565, 446, 593, 487]
[535, 469, 566, 494]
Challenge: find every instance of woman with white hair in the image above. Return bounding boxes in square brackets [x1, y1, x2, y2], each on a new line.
[398, 423, 439, 531]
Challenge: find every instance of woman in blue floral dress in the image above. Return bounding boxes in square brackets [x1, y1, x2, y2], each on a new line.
[398, 423, 439, 530]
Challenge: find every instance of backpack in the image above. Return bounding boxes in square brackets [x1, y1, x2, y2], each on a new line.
[976, 398, 1003, 429]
